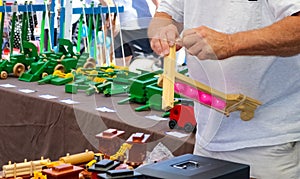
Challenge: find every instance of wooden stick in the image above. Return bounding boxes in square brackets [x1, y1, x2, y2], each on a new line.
[161, 46, 176, 111]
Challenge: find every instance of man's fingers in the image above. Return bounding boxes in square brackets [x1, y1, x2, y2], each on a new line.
[175, 38, 183, 47]
[182, 33, 199, 49]
[151, 38, 170, 56]
[182, 29, 197, 37]
[166, 31, 177, 46]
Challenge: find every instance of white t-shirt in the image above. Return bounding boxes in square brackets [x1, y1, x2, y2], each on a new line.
[114, 0, 156, 30]
[158, 0, 300, 151]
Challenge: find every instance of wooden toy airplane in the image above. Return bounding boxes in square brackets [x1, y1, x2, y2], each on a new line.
[158, 46, 262, 121]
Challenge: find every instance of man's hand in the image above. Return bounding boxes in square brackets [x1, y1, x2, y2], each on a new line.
[150, 24, 180, 56]
[182, 26, 233, 60]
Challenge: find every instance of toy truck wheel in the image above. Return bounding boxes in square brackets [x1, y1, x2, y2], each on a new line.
[87, 57, 96, 65]
[169, 120, 177, 129]
[103, 89, 112, 97]
[13, 63, 26, 77]
[184, 122, 194, 133]
[240, 111, 254, 121]
[0, 71, 8, 79]
[54, 64, 65, 73]
[42, 72, 48, 78]
[83, 61, 96, 69]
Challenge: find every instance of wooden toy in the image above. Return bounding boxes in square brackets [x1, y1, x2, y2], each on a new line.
[118, 70, 162, 104]
[169, 103, 196, 133]
[65, 75, 99, 94]
[31, 171, 47, 179]
[95, 129, 125, 159]
[76, 53, 91, 69]
[87, 159, 120, 179]
[44, 161, 65, 169]
[114, 163, 133, 170]
[37, 70, 74, 85]
[0, 41, 40, 79]
[109, 143, 132, 161]
[64, 65, 137, 95]
[42, 164, 83, 179]
[158, 46, 262, 121]
[2, 157, 50, 178]
[19, 39, 81, 82]
[0, 2, 48, 79]
[85, 69, 137, 96]
[118, 68, 187, 112]
[59, 150, 95, 165]
[126, 133, 150, 166]
[134, 82, 181, 112]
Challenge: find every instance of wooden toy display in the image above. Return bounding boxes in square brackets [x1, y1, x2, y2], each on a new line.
[0, 1, 261, 178]
[1, 126, 252, 179]
[0, 117, 154, 178]
[0, 2, 181, 179]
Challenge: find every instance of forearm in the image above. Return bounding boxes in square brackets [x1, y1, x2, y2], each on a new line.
[148, 12, 184, 55]
[148, 12, 183, 39]
[229, 16, 300, 57]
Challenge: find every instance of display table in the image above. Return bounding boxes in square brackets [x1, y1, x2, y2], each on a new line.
[0, 78, 195, 166]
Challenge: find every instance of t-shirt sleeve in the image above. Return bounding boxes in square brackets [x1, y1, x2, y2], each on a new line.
[267, 0, 300, 20]
[156, 0, 184, 23]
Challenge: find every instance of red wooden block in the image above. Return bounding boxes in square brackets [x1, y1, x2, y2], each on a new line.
[42, 164, 83, 179]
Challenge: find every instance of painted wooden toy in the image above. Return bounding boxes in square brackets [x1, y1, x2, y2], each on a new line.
[158, 46, 262, 121]
[95, 129, 125, 159]
[42, 164, 83, 179]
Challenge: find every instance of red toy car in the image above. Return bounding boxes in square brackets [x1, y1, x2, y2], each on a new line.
[169, 104, 197, 133]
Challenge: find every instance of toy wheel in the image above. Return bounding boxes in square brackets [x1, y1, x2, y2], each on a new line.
[184, 123, 194, 133]
[103, 89, 111, 97]
[169, 120, 177, 129]
[87, 57, 96, 65]
[13, 63, 25, 77]
[0, 71, 8, 79]
[104, 93, 111, 97]
[42, 72, 48, 78]
[83, 61, 96, 69]
[240, 111, 254, 121]
[54, 64, 65, 73]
